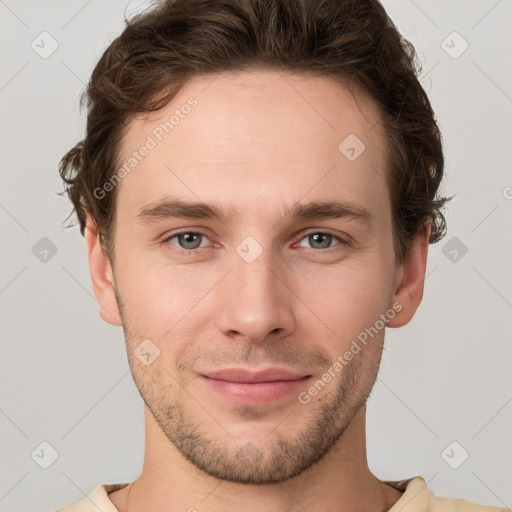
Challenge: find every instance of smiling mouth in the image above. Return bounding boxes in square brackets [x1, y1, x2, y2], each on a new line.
[200, 368, 312, 405]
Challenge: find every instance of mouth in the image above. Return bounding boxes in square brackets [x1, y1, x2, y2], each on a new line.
[200, 368, 312, 405]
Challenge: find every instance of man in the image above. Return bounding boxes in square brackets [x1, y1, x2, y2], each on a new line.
[56, 0, 508, 510]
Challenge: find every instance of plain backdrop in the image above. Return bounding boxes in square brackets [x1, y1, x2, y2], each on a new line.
[0, 1, 511, 510]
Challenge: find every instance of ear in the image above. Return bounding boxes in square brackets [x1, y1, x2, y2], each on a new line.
[84, 215, 123, 326]
[387, 223, 431, 328]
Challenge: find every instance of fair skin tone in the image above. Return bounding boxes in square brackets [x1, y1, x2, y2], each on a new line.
[86, 70, 430, 512]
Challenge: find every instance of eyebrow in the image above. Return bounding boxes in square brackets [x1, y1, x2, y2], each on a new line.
[135, 196, 373, 227]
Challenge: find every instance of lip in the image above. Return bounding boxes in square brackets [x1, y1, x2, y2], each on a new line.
[200, 367, 312, 405]
[202, 367, 309, 383]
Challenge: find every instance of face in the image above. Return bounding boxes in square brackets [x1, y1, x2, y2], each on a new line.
[87, 70, 427, 484]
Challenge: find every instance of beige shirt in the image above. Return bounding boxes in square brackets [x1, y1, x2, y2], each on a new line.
[55, 476, 510, 512]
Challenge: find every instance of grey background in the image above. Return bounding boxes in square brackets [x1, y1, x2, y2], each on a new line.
[0, 0, 511, 510]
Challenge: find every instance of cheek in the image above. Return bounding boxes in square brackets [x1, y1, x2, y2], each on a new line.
[294, 258, 392, 338]
[117, 258, 217, 336]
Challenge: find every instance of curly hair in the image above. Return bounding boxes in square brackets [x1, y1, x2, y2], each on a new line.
[59, 0, 451, 265]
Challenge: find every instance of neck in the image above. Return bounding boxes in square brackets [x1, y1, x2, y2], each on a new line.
[111, 405, 403, 512]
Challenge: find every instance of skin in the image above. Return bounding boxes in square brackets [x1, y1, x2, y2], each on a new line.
[85, 69, 430, 512]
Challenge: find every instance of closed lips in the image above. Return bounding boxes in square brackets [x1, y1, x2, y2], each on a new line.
[201, 368, 311, 383]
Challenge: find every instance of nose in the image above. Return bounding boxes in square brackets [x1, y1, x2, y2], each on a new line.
[216, 246, 296, 345]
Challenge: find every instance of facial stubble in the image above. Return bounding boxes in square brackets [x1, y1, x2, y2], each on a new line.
[113, 283, 383, 485]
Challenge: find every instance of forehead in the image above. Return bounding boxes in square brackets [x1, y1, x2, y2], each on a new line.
[115, 69, 389, 224]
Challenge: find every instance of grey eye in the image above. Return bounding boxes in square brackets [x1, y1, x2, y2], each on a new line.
[299, 232, 341, 250]
[169, 232, 208, 250]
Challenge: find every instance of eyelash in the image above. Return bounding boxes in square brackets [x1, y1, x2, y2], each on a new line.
[162, 230, 348, 256]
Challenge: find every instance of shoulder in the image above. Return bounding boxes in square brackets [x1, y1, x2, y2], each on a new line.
[384, 476, 510, 512]
[430, 495, 511, 512]
[54, 482, 130, 512]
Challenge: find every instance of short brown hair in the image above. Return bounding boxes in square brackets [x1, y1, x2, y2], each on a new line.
[59, 0, 450, 265]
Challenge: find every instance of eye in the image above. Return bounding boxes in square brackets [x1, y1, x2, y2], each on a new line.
[162, 230, 347, 255]
[296, 232, 345, 251]
[165, 231, 211, 251]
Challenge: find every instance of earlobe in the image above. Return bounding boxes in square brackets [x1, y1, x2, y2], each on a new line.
[387, 224, 431, 328]
[84, 215, 123, 326]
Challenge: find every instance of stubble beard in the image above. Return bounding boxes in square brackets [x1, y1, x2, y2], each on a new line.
[115, 286, 381, 485]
